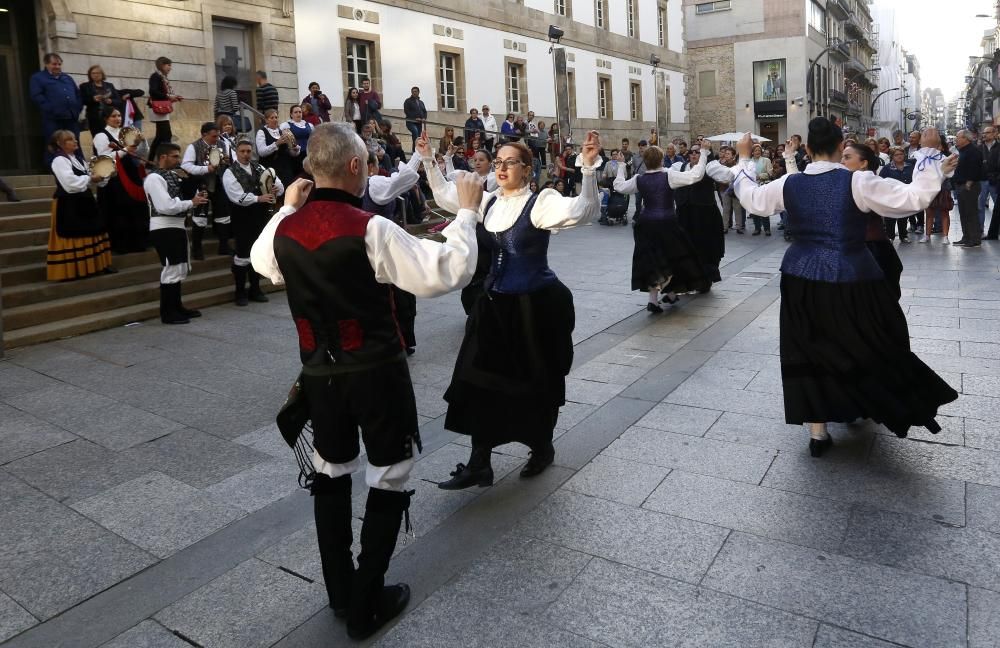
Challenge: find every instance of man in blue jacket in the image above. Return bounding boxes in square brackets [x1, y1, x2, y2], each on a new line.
[30, 53, 82, 157]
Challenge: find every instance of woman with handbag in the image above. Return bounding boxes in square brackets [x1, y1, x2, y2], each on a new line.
[919, 140, 954, 244]
[148, 57, 183, 159]
[46, 130, 114, 280]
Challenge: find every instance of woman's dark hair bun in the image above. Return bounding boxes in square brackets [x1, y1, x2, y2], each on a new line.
[807, 116, 843, 156]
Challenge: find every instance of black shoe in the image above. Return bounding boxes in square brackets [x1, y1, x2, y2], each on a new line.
[347, 584, 411, 640]
[312, 474, 355, 619]
[406, 346, 416, 356]
[159, 284, 190, 325]
[736, 229, 744, 234]
[809, 435, 833, 458]
[102, 266, 119, 274]
[232, 265, 249, 306]
[661, 292, 679, 305]
[963, 242, 982, 248]
[752, 230, 761, 236]
[765, 231, 772, 236]
[248, 271, 270, 302]
[646, 302, 663, 314]
[178, 306, 202, 318]
[777, 224, 785, 230]
[438, 446, 494, 490]
[5, 191, 20, 202]
[520, 444, 555, 478]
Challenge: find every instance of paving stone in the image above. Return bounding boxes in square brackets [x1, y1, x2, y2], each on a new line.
[409, 442, 523, 485]
[705, 412, 875, 457]
[411, 382, 448, 418]
[132, 428, 273, 488]
[967, 483, 1000, 535]
[591, 344, 674, 369]
[155, 559, 324, 648]
[870, 435, 1000, 488]
[563, 454, 670, 506]
[0, 363, 59, 400]
[633, 402, 723, 437]
[564, 376, 627, 405]
[231, 423, 300, 460]
[967, 418, 1000, 453]
[4, 439, 156, 504]
[965, 373, 1000, 398]
[939, 393, 1000, 422]
[618, 333, 688, 354]
[644, 471, 851, 550]
[702, 532, 967, 648]
[569, 360, 648, 385]
[665, 380, 785, 418]
[204, 459, 303, 513]
[0, 591, 36, 644]
[812, 625, 900, 648]
[516, 490, 728, 583]
[1, 382, 115, 419]
[962, 341, 1000, 359]
[910, 337, 961, 356]
[555, 401, 596, 430]
[543, 557, 817, 648]
[605, 426, 777, 484]
[100, 619, 191, 648]
[970, 587, 1000, 648]
[72, 471, 245, 559]
[65, 402, 186, 451]
[0, 404, 76, 466]
[872, 414, 965, 446]
[761, 453, 966, 525]
[908, 314, 960, 328]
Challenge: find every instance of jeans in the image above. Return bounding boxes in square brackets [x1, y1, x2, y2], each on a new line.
[721, 192, 744, 231]
[958, 182, 982, 244]
[751, 215, 770, 232]
[405, 122, 421, 152]
[978, 182, 998, 231]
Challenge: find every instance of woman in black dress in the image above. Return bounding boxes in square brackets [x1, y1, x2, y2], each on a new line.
[420, 130, 602, 489]
[79, 65, 120, 136]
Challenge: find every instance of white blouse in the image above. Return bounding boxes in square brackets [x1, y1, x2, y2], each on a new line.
[368, 154, 422, 206]
[52, 155, 106, 192]
[255, 127, 301, 159]
[425, 157, 599, 232]
[92, 127, 122, 159]
[612, 153, 708, 194]
[732, 148, 949, 220]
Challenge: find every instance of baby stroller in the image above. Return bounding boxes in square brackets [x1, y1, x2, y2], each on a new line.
[600, 189, 629, 226]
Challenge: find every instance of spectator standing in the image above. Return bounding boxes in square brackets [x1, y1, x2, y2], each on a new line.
[481, 105, 498, 153]
[79, 65, 120, 137]
[979, 126, 1000, 239]
[463, 107, 484, 146]
[953, 129, 985, 247]
[30, 53, 82, 159]
[255, 71, 279, 114]
[214, 75, 240, 118]
[905, 131, 921, 160]
[147, 57, 183, 163]
[438, 126, 455, 156]
[500, 113, 516, 143]
[344, 87, 362, 133]
[301, 81, 332, 122]
[790, 134, 809, 172]
[403, 87, 427, 151]
[358, 78, 382, 124]
[879, 147, 913, 243]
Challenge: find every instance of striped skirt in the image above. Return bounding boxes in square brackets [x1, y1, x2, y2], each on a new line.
[46, 200, 112, 281]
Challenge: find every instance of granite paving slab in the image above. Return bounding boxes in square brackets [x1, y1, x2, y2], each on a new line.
[705, 412, 876, 458]
[702, 532, 967, 648]
[0, 363, 60, 401]
[154, 559, 324, 648]
[516, 490, 728, 583]
[562, 453, 670, 506]
[811, 625, 901, 648]
[203, 459, 303, 514]
[0, 404, 76, 466]
[0, 592, 36, 644]
[643, 470, 852, 550]
[604, 426, 777, 484]
[543, 557, 817, 648]
[967, 482, 1000, 534]
[131, 428, 273, 489]
[99, 620, 191, 648]
[870, 435, 1000, 487]
[966, 417, 1000, 451]
[58, 403, 186, 451]
[969, 586, 1000, 648]
[633, 402, 723, 437]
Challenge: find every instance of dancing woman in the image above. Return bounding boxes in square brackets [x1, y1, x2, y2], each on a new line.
[612, 144, 712, 312]
[671, 145, 734, 287]
[733, 119, 959, 454]
[420, 130, 602, 489]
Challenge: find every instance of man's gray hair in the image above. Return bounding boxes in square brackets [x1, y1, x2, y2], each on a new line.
[308, 122, 367, 177]
[956, 129, 972, 142]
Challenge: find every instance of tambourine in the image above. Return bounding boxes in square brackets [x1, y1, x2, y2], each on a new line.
[260, 167, 276, 195]
[119, 126, 142, 148]
[208, 146, 222, 167]
[90, 155, 117, 178]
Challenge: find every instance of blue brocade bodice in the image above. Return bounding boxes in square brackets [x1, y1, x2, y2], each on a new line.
[636, 173, 676, 221]
[485, 193, 558, 294]
[780, 170, 884, 283]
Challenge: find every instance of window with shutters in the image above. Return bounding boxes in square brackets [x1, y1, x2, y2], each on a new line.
[345, 38, 371, 89]
[630, 81, 642, 121]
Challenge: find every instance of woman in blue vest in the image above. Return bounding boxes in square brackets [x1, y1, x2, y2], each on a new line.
[733, 118, 959, 455]
[420, 130, 601, 489]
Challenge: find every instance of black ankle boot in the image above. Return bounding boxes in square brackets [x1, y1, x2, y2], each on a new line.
[248, 271, 269, 302]
[347, 488, 413, 640]
[437, 445, 494, 490]
[520, 442, 555, 478]
[232, 264, 249, 306]
[159, 284, 189, 325]
[191, 226, 205, 261]
[312, 474, 354, 618]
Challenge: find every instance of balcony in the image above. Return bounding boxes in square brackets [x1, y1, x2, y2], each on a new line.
[828, 41, 850, 62]
[827, 0, 850, 19]
[829, 89, 849, 106]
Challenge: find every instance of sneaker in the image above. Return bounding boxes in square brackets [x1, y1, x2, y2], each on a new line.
[943, 237, 953, 245]
[918, 235, 929, 243]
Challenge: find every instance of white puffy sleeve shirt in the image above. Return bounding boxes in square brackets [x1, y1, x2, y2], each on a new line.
[367, 154, 422, 206]
[612, 153, 707, 195]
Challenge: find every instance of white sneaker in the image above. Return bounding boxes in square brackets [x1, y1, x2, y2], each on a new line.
[918, 235, 929, 243]
[943, 236, 950, 245]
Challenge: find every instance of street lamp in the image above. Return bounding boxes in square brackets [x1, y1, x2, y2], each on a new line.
[871, 87, 900, 117]
[807, 38, 858, 112]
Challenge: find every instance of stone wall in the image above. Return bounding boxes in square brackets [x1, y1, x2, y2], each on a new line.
[687, 43, 735, 140]
[41, 0, 299, 150]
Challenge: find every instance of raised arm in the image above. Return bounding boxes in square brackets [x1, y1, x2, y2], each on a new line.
[665, 153, 707, 188]
[368, 153, 422, 206]
[417, 133, 462, 214]
[705, 160, 735, 183]
[732, 161, 789, 215]
[530, 131, 602, 230]
[853, 148, 949, 218]
[612, 162, 639, 194]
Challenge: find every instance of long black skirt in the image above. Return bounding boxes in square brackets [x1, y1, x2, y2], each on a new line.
[780, 273, 957, 437]
[444, 281, 575, 448]
[631, 218, 711, 294]
[99, 178, 149, 254]
[677, 203, 725, 282]
[865, 239, 903, 301]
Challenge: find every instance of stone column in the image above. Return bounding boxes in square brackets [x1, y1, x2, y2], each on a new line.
[552, 47, 571, 145]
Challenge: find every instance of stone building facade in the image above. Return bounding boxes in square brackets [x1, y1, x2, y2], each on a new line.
[687, 42, 735, 139]
[9, 0, 299, 173]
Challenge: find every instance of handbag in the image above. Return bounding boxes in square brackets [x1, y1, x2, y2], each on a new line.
[149, 99, 173, 115]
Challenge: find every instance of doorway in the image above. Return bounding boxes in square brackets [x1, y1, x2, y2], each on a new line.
[758, 121, 780, 144]
[1, 0, 41, 174]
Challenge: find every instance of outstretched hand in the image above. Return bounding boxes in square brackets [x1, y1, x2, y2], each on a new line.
[415, 131, 432, 159]
[736, 133, 754, 160]
[920, 127, 943, 151]
[941, 153, 959, 176]
[581, 131, 601, 167]
[455, 171, 483, 210]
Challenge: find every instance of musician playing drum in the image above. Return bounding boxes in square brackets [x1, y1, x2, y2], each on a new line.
[223, 138, 284, 306]
[93, 105, 150, 254]
[181, 122, 232, 260]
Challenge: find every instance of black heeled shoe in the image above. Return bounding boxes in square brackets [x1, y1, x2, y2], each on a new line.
[661, 292, 679, 305]
[520, 444, 555, 478]
[438, 461, 494, 489]
[646, 302, 663, 314]
[809, 435, 833, 458]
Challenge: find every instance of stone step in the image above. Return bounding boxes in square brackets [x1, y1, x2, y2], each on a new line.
[5, 175, 53, 189]
[0, 198, 54, 218]
[8, 186, 55, 201]
[0, 213, 51, 233]
[2, 254, 233, 308]
[3, 282, 283, 349]
[0, 244, 44, 267]
[0, 228, 51, 252]
[3, 263, 270, 332]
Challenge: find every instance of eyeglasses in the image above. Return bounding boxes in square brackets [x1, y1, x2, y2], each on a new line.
[492, 159, 526, 170]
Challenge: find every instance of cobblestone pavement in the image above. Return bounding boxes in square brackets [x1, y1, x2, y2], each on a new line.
[2, 216, 1000, 648]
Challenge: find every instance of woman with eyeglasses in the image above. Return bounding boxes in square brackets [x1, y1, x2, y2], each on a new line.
[418, 130, 602, 489]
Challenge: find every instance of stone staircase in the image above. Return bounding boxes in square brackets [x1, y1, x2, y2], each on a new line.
[0, 175, 281, 350]
[0, 176, 453, 350]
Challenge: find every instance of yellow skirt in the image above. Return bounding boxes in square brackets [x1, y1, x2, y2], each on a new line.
[46, 200, 112, 281]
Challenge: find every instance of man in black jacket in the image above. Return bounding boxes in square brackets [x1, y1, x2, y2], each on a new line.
[953, 130, 985, 247]
[980, 126, 1000, 239]
[402, 86, 426, 152]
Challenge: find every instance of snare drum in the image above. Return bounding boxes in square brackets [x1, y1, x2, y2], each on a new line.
[90, 155, 117, 178]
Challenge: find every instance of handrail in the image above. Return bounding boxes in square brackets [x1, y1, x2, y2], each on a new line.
[239, 101, 265, 119]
